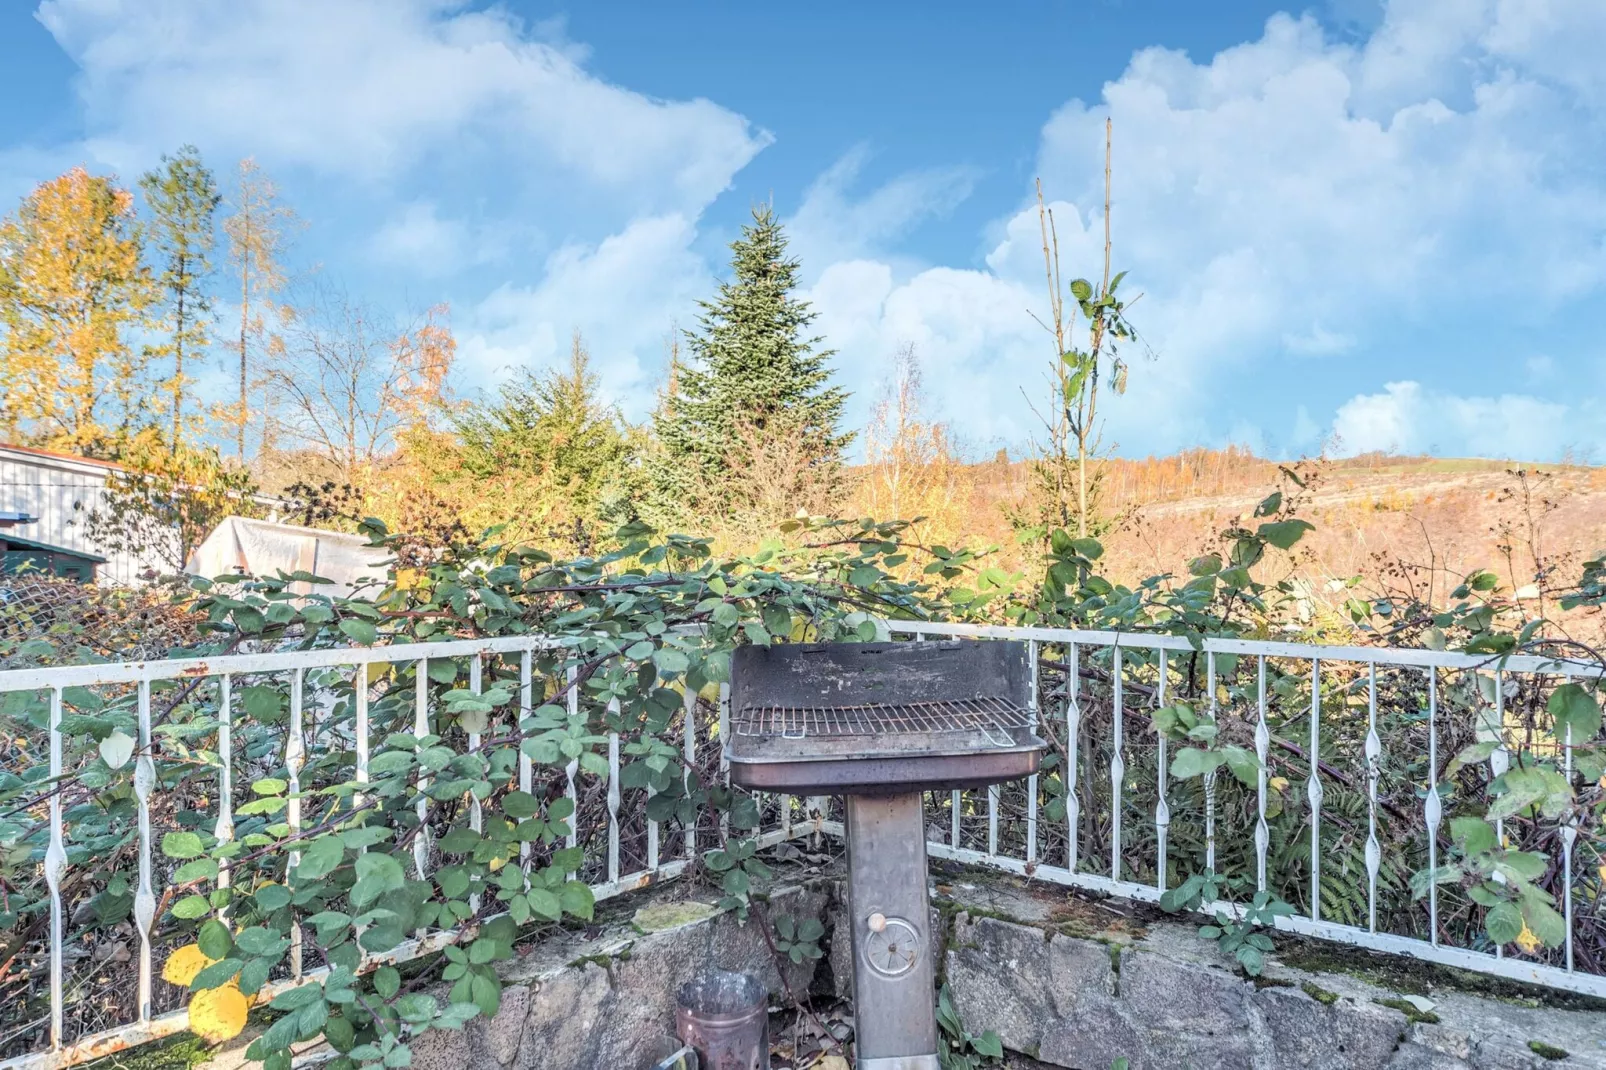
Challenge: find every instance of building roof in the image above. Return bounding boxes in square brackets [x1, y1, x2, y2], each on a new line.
[0, 442, 126, 471]
[0, 532, 109, 563]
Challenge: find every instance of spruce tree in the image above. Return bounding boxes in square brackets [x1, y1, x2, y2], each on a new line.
[140, 145, 220, 448]
[654, 204, 849, 508]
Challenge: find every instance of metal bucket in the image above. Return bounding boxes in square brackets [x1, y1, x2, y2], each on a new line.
[674, 970, 770, 1070]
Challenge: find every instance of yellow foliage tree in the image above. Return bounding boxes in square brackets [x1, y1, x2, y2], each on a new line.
[0, 166, 157, 452]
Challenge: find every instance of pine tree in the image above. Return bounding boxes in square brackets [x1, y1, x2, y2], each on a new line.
[654, 204, 850, 509]
[454, 331, 637, 541]
[140, 145, 220, 449]
[0, 167, 156, 452]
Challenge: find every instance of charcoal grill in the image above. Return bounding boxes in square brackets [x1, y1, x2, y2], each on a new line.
[729, 640, 1043, 1070]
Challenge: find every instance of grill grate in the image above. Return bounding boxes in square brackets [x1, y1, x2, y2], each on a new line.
[734, 695, 1032, 747]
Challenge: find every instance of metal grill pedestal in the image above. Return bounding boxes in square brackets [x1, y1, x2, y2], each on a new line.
[728, 641, 1043, 1070]
[844, 793, 939, 1070]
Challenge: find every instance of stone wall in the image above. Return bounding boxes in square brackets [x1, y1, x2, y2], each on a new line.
[202, 868, 1606, 1070]
[940, 877, 1606, 1070]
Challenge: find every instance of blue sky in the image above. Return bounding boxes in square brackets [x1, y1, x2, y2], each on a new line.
[2, 0, 1603, 462]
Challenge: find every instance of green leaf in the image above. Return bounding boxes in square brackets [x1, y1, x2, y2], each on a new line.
[174, 858, 219, 884]
[198, 919, 233, 959]
[296, 835, 346, 881]
[351, 853, 405, 909]
[527, 888, 561, 921]
[253, 873, 295, 906]
[161, 831, 205, 860]
[1548, 683, 1601, 741]
[338, 618, 379, 645]
[1257, 519, 1314, 550]
[1485, 901, 1523, 945]
[559, 881, 595, 920]
[972, 1031, 1004, 1059]
[1520, 894, 1567, 949]
[1449, 816, 1497, 856]
[1169, 747, 1224, 780]
[653, 647, 689, 674]
[395, 994, 438, 1023]
[270, 983, 324, 1011]
[171, 895, 212, 919]
[191, 958, 245, 991]
[234, 926, 283, 956]
[1221, 745, 1259, 787]
[375, 966, 401, 999]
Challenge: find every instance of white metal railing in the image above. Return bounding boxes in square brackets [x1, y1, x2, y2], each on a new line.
[3, 624, 1601, 1069]
[890, 621, 1606, 998]
[0, 635, 817, 1070]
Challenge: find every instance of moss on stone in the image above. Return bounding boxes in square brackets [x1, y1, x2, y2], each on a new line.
[1300, 981, 1339, 1005]
[1280, 939, 1606, 1013]
[1527, 1040, 1570, 1061]
[84, 1031, 212, 1070]
[631, 899, 720, 934]
[1373, 997, 1441, 1025]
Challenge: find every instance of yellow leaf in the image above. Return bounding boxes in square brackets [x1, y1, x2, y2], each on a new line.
[162, 944, 217, 987]
[188, 981, 250, 1042]
[1515, 922, 1542, 955]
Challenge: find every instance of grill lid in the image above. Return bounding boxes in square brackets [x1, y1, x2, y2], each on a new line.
[726, 640, 1043, 767]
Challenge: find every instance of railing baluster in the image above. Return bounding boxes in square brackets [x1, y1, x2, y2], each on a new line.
[413, 659, 431, 883]
[1111, 646, 1124, 882]
[133, 680, 156, 1022]
[353, 664, 369, 812]
[607, 699, 621, 884]
[1154, 651, 1169, 891]
[218, 674, 236, 899]
[1308, 658, 1323, 923]
[1026, 639, 1039, 866]
[1204, 651, 1217, 873]
[217, 677, 235, 908]
[519, 650, 534, 875]
[468, 657, 483, 913]
[565, 665, 580, 859]
[45, 687, 66, 1051]
[718, 683, 731, 845]
[1562, 720, 1576, 972]
[1364, 663, 1381, 934]
[923, 633, 959, 850]
[288, 668, 305, 978]
[1066, 643, 1080, 872]
[1425, 669, 1440, 945]
[682, 684, 697, 859]
[1255, 656, 1270, 893]
[1489, 669, 1510, 958]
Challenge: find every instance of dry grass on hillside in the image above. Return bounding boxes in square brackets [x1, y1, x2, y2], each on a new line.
[847, 448, 1606, 631]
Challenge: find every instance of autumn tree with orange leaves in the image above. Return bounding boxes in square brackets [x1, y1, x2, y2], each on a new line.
[0, 166, 157, 453]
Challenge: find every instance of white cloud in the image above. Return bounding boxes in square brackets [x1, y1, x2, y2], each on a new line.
[369, 201, 504, 277]
[457, 214, 710, 415]
[1330, 380, 1591, 459]
[1283, 325, 1356, 355]
[805, 0, 1606, 459]
[786, 147, 976, 276]
[35, 0, 770, 216]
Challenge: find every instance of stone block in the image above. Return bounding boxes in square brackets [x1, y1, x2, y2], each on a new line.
[1251, 985, 1406, 1070]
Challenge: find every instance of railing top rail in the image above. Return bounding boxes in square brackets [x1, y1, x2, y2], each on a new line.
[0, 633, 560, 691]
[886, 620, 1603, 677]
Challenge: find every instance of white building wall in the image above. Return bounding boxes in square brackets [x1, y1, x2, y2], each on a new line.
[0, 445, 173, 585]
